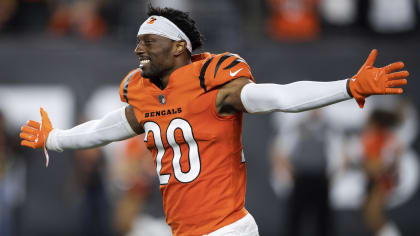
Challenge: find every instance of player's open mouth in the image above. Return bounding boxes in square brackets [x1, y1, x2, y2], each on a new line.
[139, 59, 150, 68]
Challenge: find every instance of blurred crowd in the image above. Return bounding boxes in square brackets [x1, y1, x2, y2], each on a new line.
[266, 0, 420, 40]
[0, 112, 26, 236]
[1, 0, 420, 41]
[0, 0, 115, 40]
[270, 97, 419, 236]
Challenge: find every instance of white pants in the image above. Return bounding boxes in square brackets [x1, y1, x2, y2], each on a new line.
[204, 213, 259, 236]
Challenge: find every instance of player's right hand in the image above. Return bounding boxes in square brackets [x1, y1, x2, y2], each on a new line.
[349, 49, 409, 108]
[20, 107, 53, 149]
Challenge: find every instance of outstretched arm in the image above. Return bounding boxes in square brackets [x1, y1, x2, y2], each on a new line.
[216, 49, 409, 115]
[20, 105, 144, 152]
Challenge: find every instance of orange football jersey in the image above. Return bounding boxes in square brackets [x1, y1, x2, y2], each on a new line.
[119, 52, 255, 235]
[362, 128, 394, 161]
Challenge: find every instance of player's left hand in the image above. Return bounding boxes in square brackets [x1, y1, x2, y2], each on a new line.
[349, 49, 409, 108]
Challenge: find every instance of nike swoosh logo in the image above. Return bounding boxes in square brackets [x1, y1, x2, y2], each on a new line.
[351, 78, 356, 82]
[230, 68, 243, 77]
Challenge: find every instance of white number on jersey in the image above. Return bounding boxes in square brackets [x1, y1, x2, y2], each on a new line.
[144, 119, 201, 184]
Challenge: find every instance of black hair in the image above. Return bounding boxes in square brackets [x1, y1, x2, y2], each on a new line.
[147, 5, 204, 52]
[369, 109, 400, 128]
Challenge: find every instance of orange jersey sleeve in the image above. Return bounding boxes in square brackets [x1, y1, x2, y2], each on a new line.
[119, 69, 142, 103]
[362, 128, 396, 161]
[199, 52, 255, 92]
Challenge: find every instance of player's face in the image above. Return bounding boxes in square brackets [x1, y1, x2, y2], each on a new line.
[135, 34, 176, 80]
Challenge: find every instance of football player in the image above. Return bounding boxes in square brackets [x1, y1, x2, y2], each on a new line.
[19, 6, 409, 236]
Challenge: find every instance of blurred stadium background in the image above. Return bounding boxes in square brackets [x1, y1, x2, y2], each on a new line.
[1, 0, 420, 236]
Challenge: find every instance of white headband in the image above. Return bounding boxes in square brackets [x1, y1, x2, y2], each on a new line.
[138, 15, 192, 52]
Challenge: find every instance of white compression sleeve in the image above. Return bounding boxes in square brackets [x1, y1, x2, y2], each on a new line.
[46, 107, 137, 152]
[240, 79, 351, 113]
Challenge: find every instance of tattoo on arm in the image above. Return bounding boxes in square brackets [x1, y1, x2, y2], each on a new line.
[125, 105, 144, 134]
[216, 77, 252, 116]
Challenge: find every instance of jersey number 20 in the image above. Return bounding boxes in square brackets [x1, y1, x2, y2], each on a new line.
[144, 119, 201, 185]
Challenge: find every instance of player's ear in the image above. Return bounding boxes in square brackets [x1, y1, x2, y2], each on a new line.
[174, 41, 187, 56]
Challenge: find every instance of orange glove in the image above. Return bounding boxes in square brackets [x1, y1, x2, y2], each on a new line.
[349, 49, 409, 108]
[20, 108, 53, 166]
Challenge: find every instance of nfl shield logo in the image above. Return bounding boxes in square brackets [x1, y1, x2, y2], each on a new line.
[158, 94, 166, 105]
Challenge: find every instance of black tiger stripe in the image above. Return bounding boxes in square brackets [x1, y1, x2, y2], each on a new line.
[199, 57, 214, 92]
[223, 58, 243, 70]
[214, 53, 234, 78]
[123, 72, 135, 102]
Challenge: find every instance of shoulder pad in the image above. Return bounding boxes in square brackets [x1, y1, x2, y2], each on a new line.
[199, 52, 254, 91]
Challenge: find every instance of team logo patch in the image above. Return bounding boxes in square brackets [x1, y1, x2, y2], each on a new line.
[147, 17, 157, 24]
[158, 94, 166, 104]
